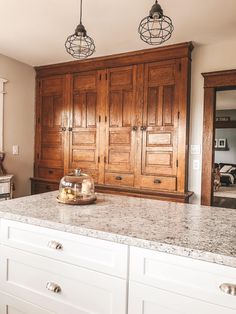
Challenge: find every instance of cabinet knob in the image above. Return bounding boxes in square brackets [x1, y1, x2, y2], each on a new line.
[46, 282, 61, 294]
[132, 126, 138, 131]
[140, 126, 147, 131]
[154, 179, 161, 184]
[61, 127, 66, 131]
[68, 127, 73, 131]
[115, 176, 123, 181]
[219, 283, 236, 296]
[48, 240, 63, 250]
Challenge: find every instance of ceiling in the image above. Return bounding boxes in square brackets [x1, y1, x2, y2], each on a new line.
[0, 0, 236, 66]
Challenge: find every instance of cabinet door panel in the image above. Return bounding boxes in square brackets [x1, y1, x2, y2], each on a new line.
[141, 60, 178, 179]
[36, 76, 65, 170]
[129, 282, 236, 314]
[105, 66, 137, 175]
[68, 72, 99, 182]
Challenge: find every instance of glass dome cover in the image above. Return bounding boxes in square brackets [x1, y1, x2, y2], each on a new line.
[57, 168, 96, 205]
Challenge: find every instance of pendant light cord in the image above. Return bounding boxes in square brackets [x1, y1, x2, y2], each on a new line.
[80, 0, 83, 24]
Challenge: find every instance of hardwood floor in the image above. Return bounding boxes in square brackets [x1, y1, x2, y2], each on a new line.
[213, 196, 236, 209]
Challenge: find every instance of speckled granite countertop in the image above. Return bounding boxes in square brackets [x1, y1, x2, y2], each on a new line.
[0, 191, 235, 267]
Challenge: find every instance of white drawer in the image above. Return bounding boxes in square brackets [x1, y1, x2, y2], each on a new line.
[129, 282, 236, 314]
[0, 292, 55, 314]
[0, 246, 127, 314]
[130, 246, 236, 309]
[0, 219, 128, 278]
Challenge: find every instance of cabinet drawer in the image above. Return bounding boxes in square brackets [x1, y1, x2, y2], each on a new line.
[0, 246, 127, 314]
[0, 292, 55, 314]
[105, 173, 134, 187]
[139, 175, 176, 191]
[38, 167, 63, 181]
[129, 282, 236, 314]
[32, 181, 59, 194]
[0, 219, 128, 278]
[130, 247, 236, 309]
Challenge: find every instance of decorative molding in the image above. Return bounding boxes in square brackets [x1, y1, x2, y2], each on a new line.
[0, 78, 8, 151]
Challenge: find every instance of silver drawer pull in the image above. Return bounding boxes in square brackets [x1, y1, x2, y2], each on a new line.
[48, 240, 63, 250]
[46, 282, 61, 294]
[219, 283, 236, 296]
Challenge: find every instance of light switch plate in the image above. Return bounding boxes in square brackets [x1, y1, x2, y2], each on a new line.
[190, 145, 201, 155]
[12, 145, 19, 155]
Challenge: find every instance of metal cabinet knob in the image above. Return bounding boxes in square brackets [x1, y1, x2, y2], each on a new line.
[46, 282, 61, 294]
[154, 179, 161, 184]
[220, 283, 236, 296]
[61, 127, 66, 131]
[132, 126, 138, 131]
[68, 127, 73, 131]
[140, 126, 147, 131]
[48, 240, 63, 250]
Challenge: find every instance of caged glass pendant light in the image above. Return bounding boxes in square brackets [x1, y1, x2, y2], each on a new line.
[138, 0, 174, 45]
[65, 0, 95, 59]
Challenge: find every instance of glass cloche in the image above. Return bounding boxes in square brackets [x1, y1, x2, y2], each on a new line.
[57, 168, 96, 205]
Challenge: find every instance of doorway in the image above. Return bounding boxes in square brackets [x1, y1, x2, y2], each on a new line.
[213, 90, 236, 209]
[201, 69, 236, 207]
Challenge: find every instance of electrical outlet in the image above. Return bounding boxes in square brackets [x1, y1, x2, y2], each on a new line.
[193, 159, 200, 170]
[190, 145, 201, 155]
[12, 145, 19, 155]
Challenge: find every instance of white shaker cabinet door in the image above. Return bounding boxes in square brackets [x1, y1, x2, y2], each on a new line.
[0, 292, 55, 314]
[128, 282, 236, 314]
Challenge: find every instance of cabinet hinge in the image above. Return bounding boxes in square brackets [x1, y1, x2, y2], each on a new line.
[176, 160, 179, 168]
[98, 115, 101, 123]
[98, 156, 100, 163]
[177, 111, 180, 119]
[105, 116, 107, 123]
[178, 63, 182, 72]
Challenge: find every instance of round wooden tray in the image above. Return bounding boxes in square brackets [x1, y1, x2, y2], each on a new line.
[56, 195, 97, 205]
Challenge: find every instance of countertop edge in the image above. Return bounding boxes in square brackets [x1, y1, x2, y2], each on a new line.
[0, 211, 235, 268]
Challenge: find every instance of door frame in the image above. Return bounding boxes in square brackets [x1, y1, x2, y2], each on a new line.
[201, 69, 236, 205]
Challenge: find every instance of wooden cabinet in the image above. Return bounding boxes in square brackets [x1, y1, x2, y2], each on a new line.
[32, 42, 193, 202]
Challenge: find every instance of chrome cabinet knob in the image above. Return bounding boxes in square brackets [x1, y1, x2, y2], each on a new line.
[219, 283, 236, 296]
[48, 240, 63, 250]
[46, 282, 61, 294]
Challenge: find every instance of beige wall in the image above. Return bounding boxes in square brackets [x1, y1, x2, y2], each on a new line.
[0, 54, 35, 197]
[189, 39, 236, 203]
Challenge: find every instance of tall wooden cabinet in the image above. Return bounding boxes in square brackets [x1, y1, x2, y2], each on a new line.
[31, 42, 193, 202]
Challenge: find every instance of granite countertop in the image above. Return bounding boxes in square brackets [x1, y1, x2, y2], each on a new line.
[0, 191, 235, 267]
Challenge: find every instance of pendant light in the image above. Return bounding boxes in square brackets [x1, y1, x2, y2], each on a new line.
[65, 0, 95, 59]
[138, 0, 174, 45]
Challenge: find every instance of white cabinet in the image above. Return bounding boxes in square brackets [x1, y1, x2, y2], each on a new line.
[0, 292, 54, 314]
[129, 282, 236, 314]
[129, 247, 236, 314]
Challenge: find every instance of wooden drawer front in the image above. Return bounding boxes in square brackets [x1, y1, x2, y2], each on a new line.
[33, 182, 59, 194]
[0, 292, 55, 314]
[139, 175, 176, 191]
[129, 282, 236, 314]
[0, 219, 128, 278]
[38, 167, 63, 180]
[105, 173, 134, 187]
[0, 247, 127, 314]
[130, 247, 236, 309]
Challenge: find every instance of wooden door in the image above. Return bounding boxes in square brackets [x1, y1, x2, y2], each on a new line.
[138, 60, 179, 191]
[67, 71, 100, 182]
[35, 76, 66, 181]
[104, 66, 138, 186]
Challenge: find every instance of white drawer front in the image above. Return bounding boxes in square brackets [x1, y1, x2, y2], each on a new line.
[129, 282, 236, 314]
[0, 219, 128, 278]
[0, 246, 127, 314]
[130, 247, 236, 309]
[0, 292, 55, 314]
